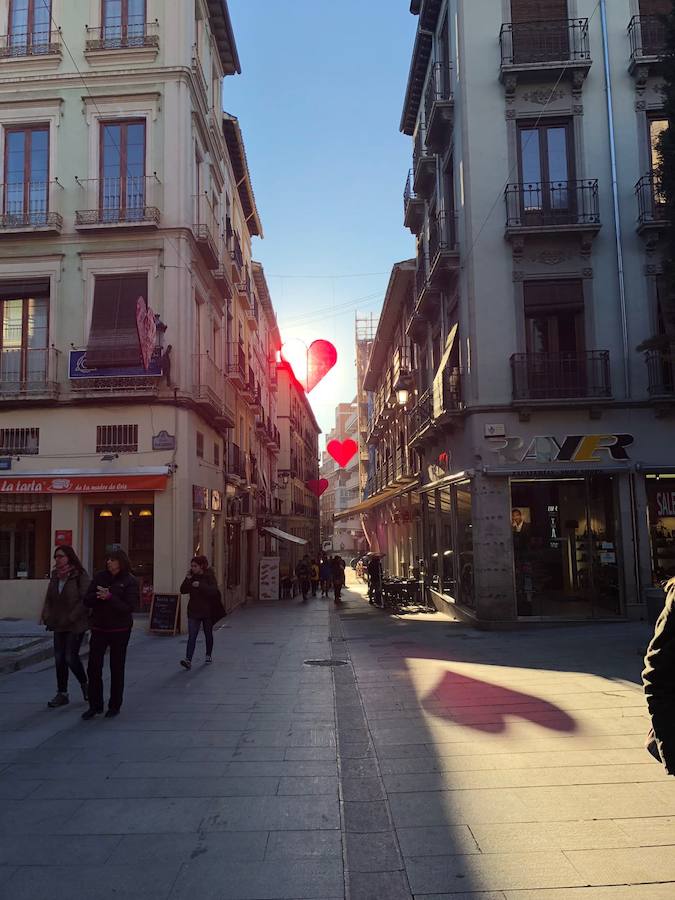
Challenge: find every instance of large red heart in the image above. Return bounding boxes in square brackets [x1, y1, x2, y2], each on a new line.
[327, 439, 358, 468]
[306, 340, 337, 393]
[306, 478, 329, 498]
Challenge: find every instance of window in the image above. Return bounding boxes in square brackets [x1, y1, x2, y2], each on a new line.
[96, 424, 138, 453]
[524, 280, 584, 356]
[648, 114, 667, 173]
[86, 273, 147, 368]
[8, 0, 52, 52]
[100, 120, 146, 222]
[214, 441, 220, 467]
[0, 282, 49, 387]
[518, 119, 574, 223]
[3, 126, 49, 226]
[0, 426, 39, 455]
[510, 0, 569, 65]
[102, 0, 145, 45]
[196, 431, 204, 458]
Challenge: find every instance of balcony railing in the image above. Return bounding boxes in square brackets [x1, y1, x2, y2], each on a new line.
[193, 354, 228, 417]
[192, 192, 219, 268]
[413, 125, 435, 198]
[225, 443, 246, 482]
[75, 175, 160, 227]
[404, 169, 424, 233]
[0, 348, 59, 399]
[645, 347, 675, 398]
[428, 210, 459, 269]
[505, 180, 600, 229]
[231, 231, 244, 271]
[500, 18, 590, 68]
[85, 20, 159, 51]
[410, 389, 433, 442]
[0, 181, 63, 232]
[0, 29, 61, 58]
[415, 259, 427, 304]
[511, 351, 611, 402]
[636, 172, 667, 227]
[628, 15, 667, 63]
[226, 342, 247, 386]
[192, 47, 209, 102]
[392, 346, 412, 386]
[424, 61, 454, 151]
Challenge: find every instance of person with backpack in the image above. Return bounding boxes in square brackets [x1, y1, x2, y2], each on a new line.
[179, 555, 222, 669]
[41, 545, 91, 708]
[643, 577, 675, 775]
[295, 555, 311, 602]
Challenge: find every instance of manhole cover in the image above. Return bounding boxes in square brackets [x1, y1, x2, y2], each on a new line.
[304, 659, 348, 667]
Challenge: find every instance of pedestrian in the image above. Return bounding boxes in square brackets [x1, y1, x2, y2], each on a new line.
[82, 549, 138, 720]
[179, 555, 221, 669]
[319, 554, 332, 597]
[643, 577, 675, 775]
[331, 554, 345, 605]
[310, 558, 320, 597]
[295, 555, 311, 602]
[367, 554, 383, 608]
[41, 545, 91, 708]
[355, 559, 365, 583]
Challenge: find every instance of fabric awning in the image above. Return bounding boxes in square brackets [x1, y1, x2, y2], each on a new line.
[262, 526, 307, 545]
[333, 482, 419, 522]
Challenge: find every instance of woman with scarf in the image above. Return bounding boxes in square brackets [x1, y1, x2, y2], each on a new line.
[41, 545, 91, 708]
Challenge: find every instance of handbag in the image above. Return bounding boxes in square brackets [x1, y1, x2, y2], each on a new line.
[210, 587, 226, 623]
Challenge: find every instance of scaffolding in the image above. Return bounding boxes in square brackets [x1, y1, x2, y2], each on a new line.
[355, 312, 378, 501]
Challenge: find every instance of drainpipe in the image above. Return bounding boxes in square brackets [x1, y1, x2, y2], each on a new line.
[600, 0, 631, 398]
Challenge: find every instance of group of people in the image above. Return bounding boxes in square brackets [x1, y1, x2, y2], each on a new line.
[41, 546, 222, 718]
[294, 553, 346, 604]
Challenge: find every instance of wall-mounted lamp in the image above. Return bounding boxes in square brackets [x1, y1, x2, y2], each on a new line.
[101, 453, 119, 462]
[393, 371, 415, 407]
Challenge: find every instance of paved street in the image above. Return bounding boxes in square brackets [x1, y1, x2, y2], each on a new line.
[1, 576, 673, 900]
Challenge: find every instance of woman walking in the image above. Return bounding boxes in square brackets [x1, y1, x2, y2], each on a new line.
[82, 549, 138, 720]
[331, 554, 346, 605]
[319, 555, 332, 597]
[41, 546, 91, 708]
[179, 555, 220, 669]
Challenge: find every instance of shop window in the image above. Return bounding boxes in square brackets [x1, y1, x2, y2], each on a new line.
[96, 424, 138, 453]
[0, 504, 51, 580]
[455, 482, 474, 608]
[0, 426, 39, 455]
[647, 476, 675, 584]
[86, 273, 148, 368]
[196, 431, 204, 458]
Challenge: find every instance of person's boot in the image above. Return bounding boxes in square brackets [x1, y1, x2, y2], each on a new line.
[47, 692, 69, 708]
[80, 681, 89, 703]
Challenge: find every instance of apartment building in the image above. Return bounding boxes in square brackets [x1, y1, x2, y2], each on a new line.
[276, 362, 321, 574]
[319, 400, 364, 556]
[383, 0, 675, 624]
[0, 0, 274, 617]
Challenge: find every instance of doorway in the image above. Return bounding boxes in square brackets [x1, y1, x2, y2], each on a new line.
[92, 503, 154, 609]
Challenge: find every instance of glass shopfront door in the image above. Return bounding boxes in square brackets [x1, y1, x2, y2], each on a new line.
[92, 503, 154, 610]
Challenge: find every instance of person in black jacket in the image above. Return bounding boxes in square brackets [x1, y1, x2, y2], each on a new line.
[179, 555, 220, 670]
[82, 549, 138, 720]
[643, 577, 675, 775]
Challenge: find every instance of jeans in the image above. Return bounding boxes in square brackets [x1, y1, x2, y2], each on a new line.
[53, 631, 87, 693]
[299, 578, 310, 599]
[87, 629, 132, 712]
[186, 617, 213, 661]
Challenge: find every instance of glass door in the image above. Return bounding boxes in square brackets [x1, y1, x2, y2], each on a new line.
[4, 127, 49, 225]
[100, 120, 146, 222]
[518, 121, 573, 225]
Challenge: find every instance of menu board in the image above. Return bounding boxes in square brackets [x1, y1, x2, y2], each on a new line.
[259, 557, 280, 601]
[148, 593, 180, 635]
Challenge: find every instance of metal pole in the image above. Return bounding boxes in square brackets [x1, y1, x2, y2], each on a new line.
[600, 0, 631, 397]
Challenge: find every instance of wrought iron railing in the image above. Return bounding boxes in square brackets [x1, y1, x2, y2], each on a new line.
[226, 343, 247, 383]
[415, 258, 427, 303]
[192, 192, 219, 254]
[505, 179, 600, 228]
[645, 347, 675, 397]
[404, 170, 420, 211]
[413, 125, 431, 174]
[0, 348, 59, 397]
[0, 181, 63, 230]
[410, 388, 433, 441]
[0, 29, 61, 57]
[193, 354, 226, 414]
[429, 210, 459, 266]
[75, 175, 160, 226]
[511, 351, 611, 401]
[628, 14, 667, 62]
[424, 61, 453, 121]
[636, 172, 668, 226]
[191, 46, 209, 100]
[226, 443, 246, 480]
[85, 19, 159, 51]
[500, 18, 590, 67]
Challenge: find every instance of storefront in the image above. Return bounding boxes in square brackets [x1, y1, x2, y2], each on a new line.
[645, 473, 675, 585]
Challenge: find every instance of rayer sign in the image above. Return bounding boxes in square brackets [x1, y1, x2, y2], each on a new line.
[488, 434, 634, 465]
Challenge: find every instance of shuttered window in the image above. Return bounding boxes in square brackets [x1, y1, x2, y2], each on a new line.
[85, 273, 147, 368]
[639, 0, 671, 16]
[511, 0, 567, 22]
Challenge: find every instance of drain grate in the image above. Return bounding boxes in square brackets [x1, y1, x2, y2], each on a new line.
[303, 659, 348, 667]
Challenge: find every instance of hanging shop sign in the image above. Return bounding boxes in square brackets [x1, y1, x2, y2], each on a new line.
[487, 433, 634, 466]
[192, 485, 209, 510]
[211, 489, 222, 512]
[656, 490, 675, 517]
[0, 474, 168, 494]
[54, 530, 73, 546]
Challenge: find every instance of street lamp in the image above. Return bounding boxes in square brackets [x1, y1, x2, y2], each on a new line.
[394, 371, 414, 407]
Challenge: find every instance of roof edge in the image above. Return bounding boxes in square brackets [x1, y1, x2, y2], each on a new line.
[362, 260, 416, 391]
[223, 113, 263, 239]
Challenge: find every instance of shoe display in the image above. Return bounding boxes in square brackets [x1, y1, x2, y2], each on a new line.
[180, 659, 192, 670]
[205, 655, 213, 664]
[105, 709, 120, 718]
[47, 693, 69, 708]
[81, 708, 102, 720]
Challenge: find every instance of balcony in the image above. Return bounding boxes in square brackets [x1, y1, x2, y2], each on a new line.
[645, 348, 675, 399]
[511, 351, 611, 403]
[414, 251, 441, 320]
[424, 62, 454, 153]
[230, 231, 244, 273]
[428, 211, 459, 286]
[410, 389, 434, 445]
[0, 29, 61, 65]
[404, 170, 425, 235]
[213, 232, 234, 300]
[268, 423, 281, 454]
[499, 18, 591, 90]
[245, 294, 259, 332]
[0, 348, 59, 401]
[226, 343, 247, 388]
[505, 180, 601, 251]
[243, 373, 260, 409]
[191, 47, 209, 106]
[85, 20, 159, 58]
[412, 126, 435, 199]
[636, 172, 668, 237]
[255, 413, 267, 438]
[394, 447, 417, 483]
[192, 354, 234, 429]
[225, 443, 246, 485]
[0, 181, 63, 234]
[192, 193, 219, 269]
[69, 348, 161, 397]
[75, 175, 160, 229]
[628, 15, 666, 77]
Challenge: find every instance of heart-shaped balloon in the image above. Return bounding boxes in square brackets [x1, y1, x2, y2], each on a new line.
[306, 340, 337, 393]
[306, 478, 329, 498]
[327, 439, 358, 468]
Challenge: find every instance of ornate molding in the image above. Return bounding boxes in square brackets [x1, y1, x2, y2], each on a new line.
[573, 104, 584, 116]
[511, 235, 525, 262]
[580, 233, 594, 257]
[503, 73, 517, 101]
[512, 270, 525, 282]
[505, 108, 516, 119]
[645, 262, 663, 276]
[635, 99, 647, 111]
[582, 267, 594, 279]
[524, 249, 575, 266]
[522, 88, 565, 105]
[571, 68, 586, 98]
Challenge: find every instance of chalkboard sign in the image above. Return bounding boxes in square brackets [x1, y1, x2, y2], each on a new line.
[148, 593, 180, 635]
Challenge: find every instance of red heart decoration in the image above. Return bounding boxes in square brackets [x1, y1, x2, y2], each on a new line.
[306, 339, 337, 393]
[306, 478, 329, 498]
[327, 439, 358, 468]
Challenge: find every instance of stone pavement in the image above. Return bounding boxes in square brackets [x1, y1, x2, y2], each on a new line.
[0, 618, 52, 674]
[1, 575, 674, 900]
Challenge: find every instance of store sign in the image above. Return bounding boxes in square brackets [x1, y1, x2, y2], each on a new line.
[488, 434, 634, 465]
[70, 349, 162, 379]
[54, 529, 72, 546]
[152, 430, 176, 451]
[193, 485, 209, 510]
[656, 490, 675, 517]
[211, 489, 222, 512]
[0, 475, 168, 494]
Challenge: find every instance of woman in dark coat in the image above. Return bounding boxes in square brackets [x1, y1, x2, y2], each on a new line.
[643, 577, 675, 775]
[41, 545, 91, 708]
[179, 555, 220, 669]
[82, 549, 138, 719]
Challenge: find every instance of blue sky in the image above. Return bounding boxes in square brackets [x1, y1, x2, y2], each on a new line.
[224, 0, 415, 440]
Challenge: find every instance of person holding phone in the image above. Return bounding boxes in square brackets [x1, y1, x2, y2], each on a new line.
[179, 555, 220, 669]
[82, 549, 138, 719]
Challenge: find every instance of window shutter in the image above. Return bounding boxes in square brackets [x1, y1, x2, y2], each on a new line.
[511, 0, 567, 22]
[524, 280, 584, 312]
[85, 274, 147, 368]
[639, 0, 671, 16]
[0, 280, 49, 301]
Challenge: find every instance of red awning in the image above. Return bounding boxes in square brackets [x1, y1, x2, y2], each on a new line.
[0, 474, 169, 494]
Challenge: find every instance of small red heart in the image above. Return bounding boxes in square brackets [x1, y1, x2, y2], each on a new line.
[306, 478, 329, 498]
[327, 439, 358, 468]
[306, 340, 337, 393]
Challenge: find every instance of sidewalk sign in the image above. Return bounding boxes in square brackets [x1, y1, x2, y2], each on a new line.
[259, 557, 280, 601]
[148, 593, 180, 635]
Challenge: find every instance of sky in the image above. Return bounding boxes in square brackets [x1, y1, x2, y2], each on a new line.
[224, 0, 416, 443]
